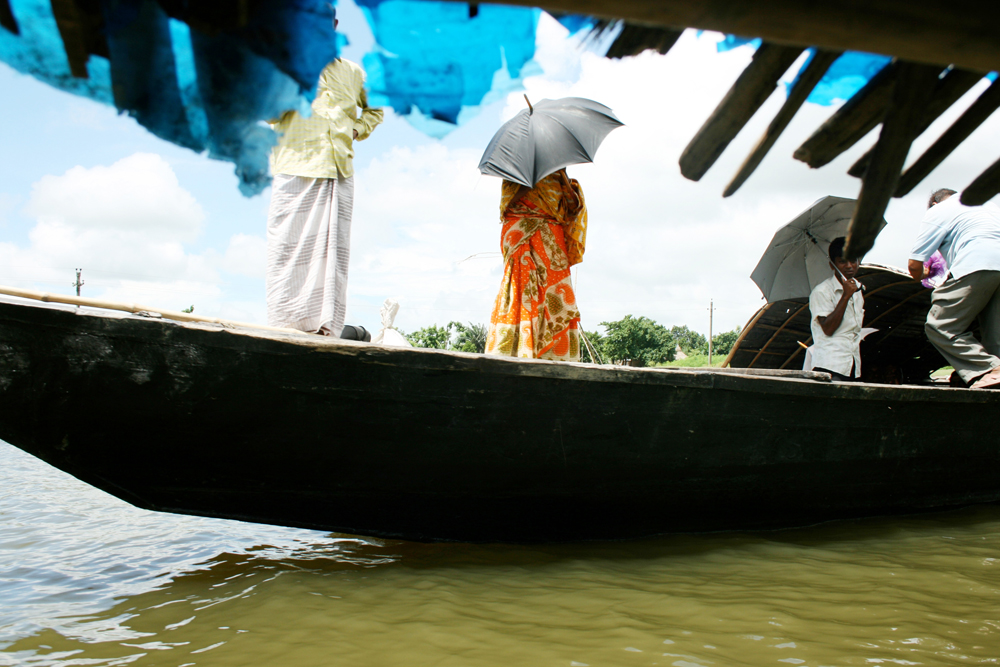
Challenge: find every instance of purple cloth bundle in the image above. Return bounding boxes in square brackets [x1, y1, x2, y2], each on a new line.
[922, 251, 948, 288]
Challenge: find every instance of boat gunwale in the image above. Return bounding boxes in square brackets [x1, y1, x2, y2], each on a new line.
[0, 297, 993, 406]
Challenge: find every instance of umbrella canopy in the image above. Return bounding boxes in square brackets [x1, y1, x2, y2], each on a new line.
[750, 196, 887, 302]
[478, 97, 623, 187]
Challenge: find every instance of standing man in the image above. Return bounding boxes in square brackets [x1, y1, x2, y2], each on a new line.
[808, 237, 865, 380]
[267, 11, 384, 336]
[908, 188, 1000, 389]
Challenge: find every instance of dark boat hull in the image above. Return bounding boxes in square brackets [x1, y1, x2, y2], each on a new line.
[1, 299, 998, 542]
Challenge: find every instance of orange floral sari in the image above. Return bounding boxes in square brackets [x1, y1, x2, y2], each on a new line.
[484, 172, 587, 361]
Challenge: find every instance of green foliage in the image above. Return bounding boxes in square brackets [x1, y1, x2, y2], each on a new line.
[659, 353, 727, 368]
[181, 305, 194, 313]
[405, 322, 488, 353]
[406, 324, 453, 350]
[710, 327, 741, 357]
[451, 321, 488, 354]
[599, 315, 675, 367]
[669, 325, 708, 355]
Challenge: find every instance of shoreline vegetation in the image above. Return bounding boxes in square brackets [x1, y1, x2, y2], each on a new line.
[402, 315, 740, 367]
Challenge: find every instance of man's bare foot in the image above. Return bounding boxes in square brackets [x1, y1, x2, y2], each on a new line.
[971, 367, 1000, 389]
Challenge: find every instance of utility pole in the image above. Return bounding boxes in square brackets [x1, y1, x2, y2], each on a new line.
[72, 268, 84, 297]
[707, 299, 716, 365]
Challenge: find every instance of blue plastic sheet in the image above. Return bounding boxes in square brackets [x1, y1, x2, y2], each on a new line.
[791, 50, 893, 106]
[355, 0, 540, 137]
[0, 0, 337, 195]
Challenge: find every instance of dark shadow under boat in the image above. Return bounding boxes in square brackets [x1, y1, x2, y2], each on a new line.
[0, 289, 997, 543]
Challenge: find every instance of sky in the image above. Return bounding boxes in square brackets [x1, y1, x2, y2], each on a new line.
[1, 4, 998, 339]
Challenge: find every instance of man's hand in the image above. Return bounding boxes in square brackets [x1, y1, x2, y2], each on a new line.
[842, 277, 860, 297]
[908, 258, 928, 281]
[353, 129, 359, 140]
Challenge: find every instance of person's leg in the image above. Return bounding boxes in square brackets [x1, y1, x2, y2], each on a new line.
[925, 271, 1000, 385]
[318, 175, 354, 336]
[267, 174, 317, 330]
[977, 271, 1000, 358]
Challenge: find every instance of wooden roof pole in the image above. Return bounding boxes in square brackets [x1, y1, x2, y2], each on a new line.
[720, 302, 773, 367]
[792, 61, 897, 169]
[846, 62, 944, 259]
[0, 0, 18, 35]
[50, 0, 91, 78]
[846, 68, 984, 179]
[604, 24, 684, 59]
[747, 302, 810, 368]
[895, 79, 1000, 198]
[491, 0, 1000, 73]
[724, 49, 840, 197]
[679, 42, 804, 181]
[961, 157, 1000, 207]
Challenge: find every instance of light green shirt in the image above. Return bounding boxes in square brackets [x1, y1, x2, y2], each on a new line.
[269, 59, 384, 179]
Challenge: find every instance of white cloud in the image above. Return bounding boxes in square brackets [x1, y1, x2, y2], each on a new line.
[0, 154, 268, 320]
[223, 233, 267, 279]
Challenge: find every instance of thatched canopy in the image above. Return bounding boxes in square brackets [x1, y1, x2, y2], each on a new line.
[724, 264, 955, 384]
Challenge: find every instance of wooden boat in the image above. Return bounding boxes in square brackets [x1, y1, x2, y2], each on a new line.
[2, 289, 999, 544]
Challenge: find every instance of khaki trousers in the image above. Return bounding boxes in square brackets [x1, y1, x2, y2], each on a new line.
[925, 270, 1000, 384]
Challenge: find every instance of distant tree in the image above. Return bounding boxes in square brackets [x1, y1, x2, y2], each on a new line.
[451, 321, 488, 353]
[711, 327, 742, 357]
[406, 324, 453, 350]
[599, 315, 675, 366]
[669, 325, 708, 355]
[182, 305, 194, 313]
[580, 330, 605, 364]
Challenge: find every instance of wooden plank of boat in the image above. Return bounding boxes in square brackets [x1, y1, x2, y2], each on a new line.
[1, 297, 999, 543]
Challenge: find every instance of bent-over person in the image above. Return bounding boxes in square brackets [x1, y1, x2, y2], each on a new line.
[808, 237, 864, 380]
[908, 188, 1000, 389]
[266, 16, 383, 336]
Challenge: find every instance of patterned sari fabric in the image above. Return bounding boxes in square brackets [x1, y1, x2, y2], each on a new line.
[484, 173, 588, 361]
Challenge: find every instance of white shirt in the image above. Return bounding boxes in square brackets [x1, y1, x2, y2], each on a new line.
[808, 274, 864, 377]
[909, 196, 1000, 279]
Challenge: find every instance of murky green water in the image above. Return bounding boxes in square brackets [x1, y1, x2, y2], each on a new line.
[2, 441, 998, 666]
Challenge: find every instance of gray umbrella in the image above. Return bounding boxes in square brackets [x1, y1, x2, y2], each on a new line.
[750, 196, 888, 302]
[478, 97, 623, 187]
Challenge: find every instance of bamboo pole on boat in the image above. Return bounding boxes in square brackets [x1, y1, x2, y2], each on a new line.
[723, 48, 840, 197]
[0, 285, 309, 336]
[895, 78, 1000, 198]
[846, 62, 944, 260]
[792, 60, 898, 169]
[679, 42, 804, 181]
[960, 156, 1000, 207]
[846, 67, 984, 179]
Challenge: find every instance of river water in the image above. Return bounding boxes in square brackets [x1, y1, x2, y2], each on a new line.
[2, 440, 999, 666]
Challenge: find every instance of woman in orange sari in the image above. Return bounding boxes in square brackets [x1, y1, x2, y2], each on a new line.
[484, 169, 587, 361]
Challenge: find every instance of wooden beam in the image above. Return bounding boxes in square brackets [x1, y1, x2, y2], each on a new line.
[0, 0, 19, 35]
[680, 42, 804, 182]
[724, 49, 840, 196]
[845, 62, 944, 259]
[895, 78, 1000, 198]
[747, 302, 810, 367]
[483, 0, 1000, 74]
[606, 24, 683, 59]
[50, 0, 91, 78]
[960, 156, 1000, 206]
[793, 60, 897, 169]
[846, 68, 984, 179]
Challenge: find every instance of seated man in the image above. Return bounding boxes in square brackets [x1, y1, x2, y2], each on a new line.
[908, 188, 1000, 389]
[808, 237, 864, 380]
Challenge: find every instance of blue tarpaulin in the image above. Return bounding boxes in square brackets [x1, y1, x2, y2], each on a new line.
[1, 0, 338, 195]
[355, 0, 541, 137]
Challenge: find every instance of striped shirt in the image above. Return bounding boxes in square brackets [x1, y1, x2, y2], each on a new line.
[269, 59, 384, 179]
